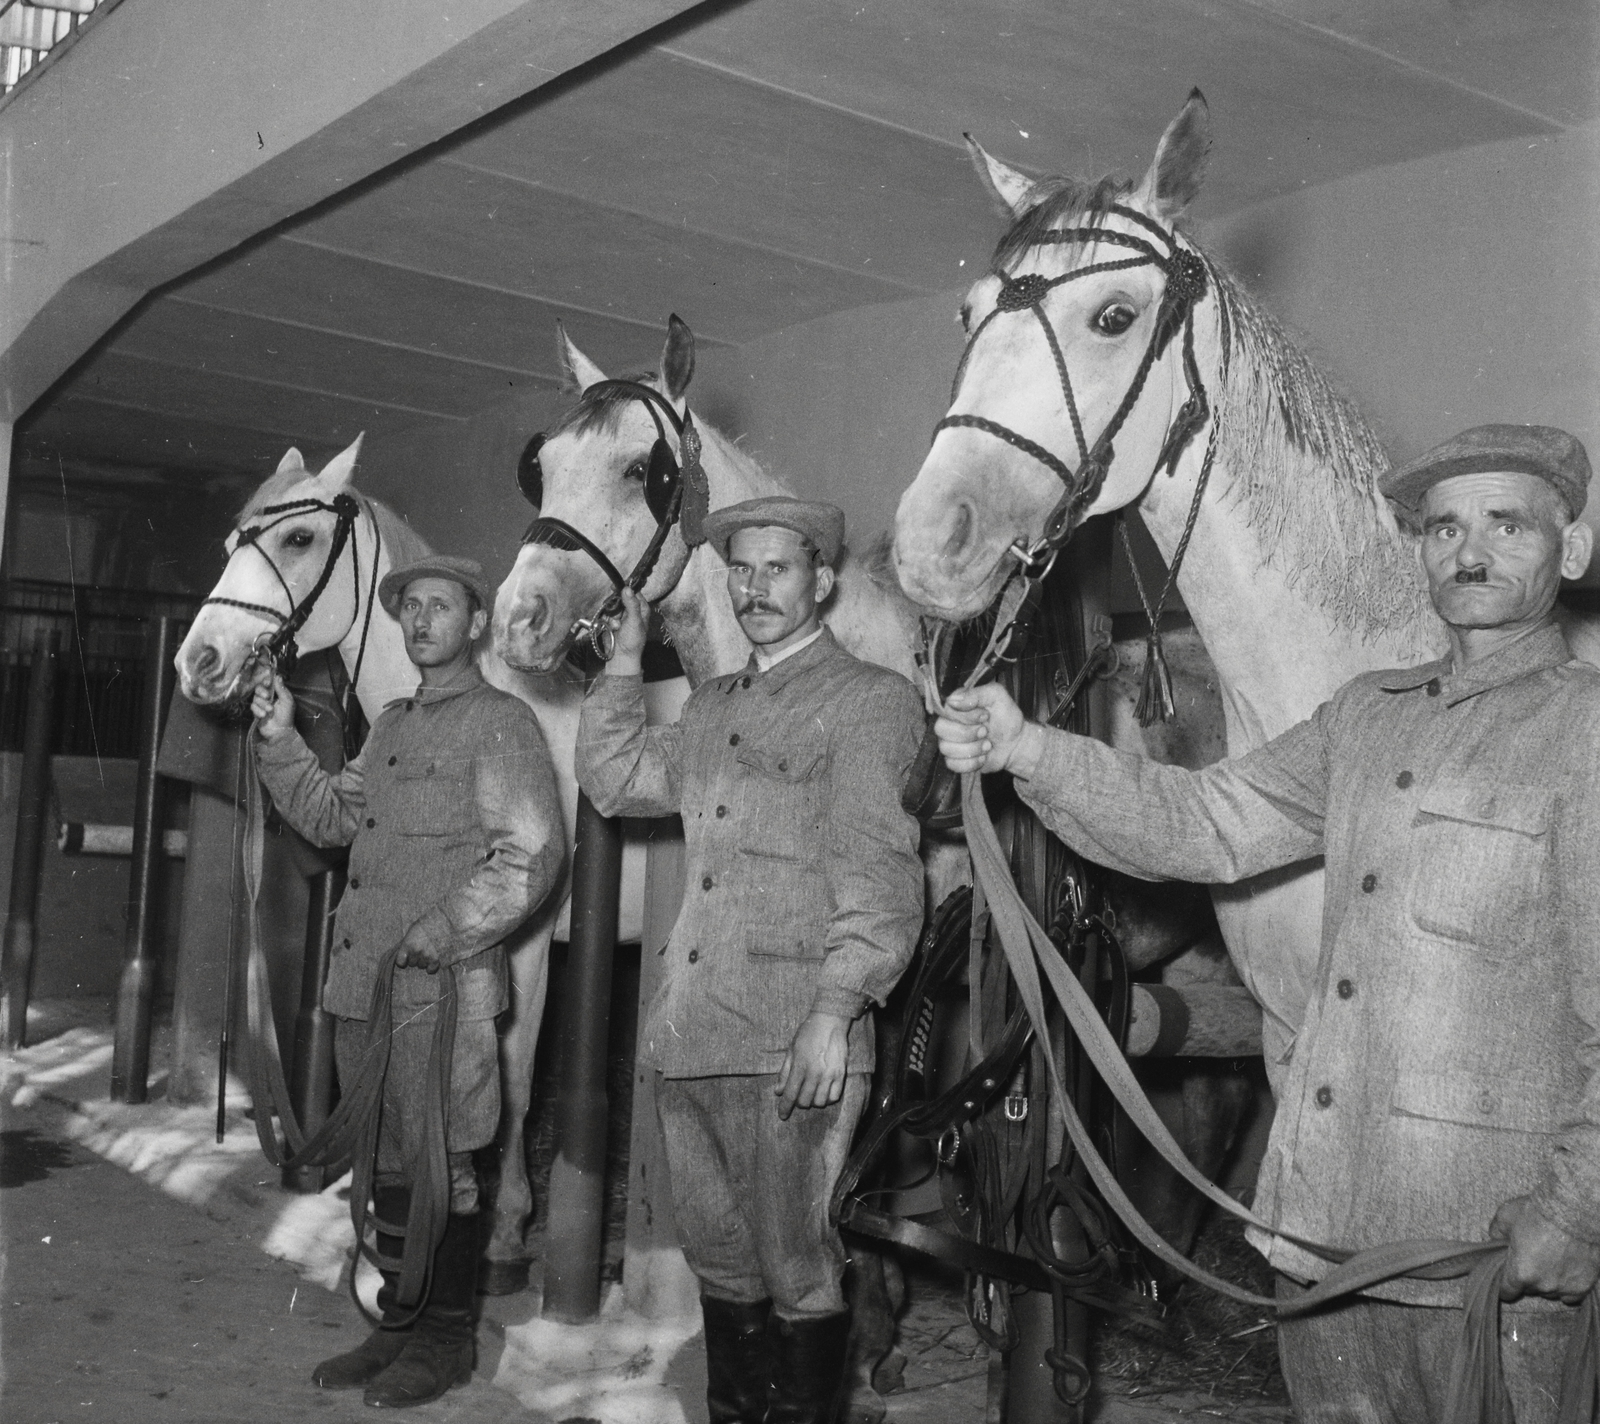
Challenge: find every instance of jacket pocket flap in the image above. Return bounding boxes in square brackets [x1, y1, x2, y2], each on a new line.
[1416, 781, 1550, 836]
[736, 741, 827, 781]
[1392, 1071, 1557, 1134]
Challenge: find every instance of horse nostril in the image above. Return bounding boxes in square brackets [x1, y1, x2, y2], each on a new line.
[941, 502, 975, 561]
[191, 643, 221, 677]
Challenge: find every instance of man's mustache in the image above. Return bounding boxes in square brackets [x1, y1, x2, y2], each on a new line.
[1454, 567, 1490, 584]
[737, 599, 780, 615]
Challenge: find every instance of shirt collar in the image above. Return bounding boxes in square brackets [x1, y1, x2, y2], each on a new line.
[741, 626, 840, 694]
[753, 627, 824, 673]
[386, 660, 485, 710]
[1378, 622, 1572, 706]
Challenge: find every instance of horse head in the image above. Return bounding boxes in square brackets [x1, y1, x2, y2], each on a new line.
[494, 315, 704, 673]
[895, 91, 1215, 620]
[176, 435, 369, 713]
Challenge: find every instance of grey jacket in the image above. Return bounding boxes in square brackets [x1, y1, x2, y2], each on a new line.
[255, 666, 566, 1020]
[1015, 624, 1600, 1306]
[576, 629, 925, 1076]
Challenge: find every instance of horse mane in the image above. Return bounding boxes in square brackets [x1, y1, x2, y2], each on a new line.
[1206, 262, 1433, 640]
[998, 179, 1432, 643]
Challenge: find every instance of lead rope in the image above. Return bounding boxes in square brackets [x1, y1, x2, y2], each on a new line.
[947, 748, 1599, 1420]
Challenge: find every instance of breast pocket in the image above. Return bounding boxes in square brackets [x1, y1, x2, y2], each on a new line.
[386, 762, 475, 839]
[1408, 781, 1551, 949]
[734, 736, 828, 862]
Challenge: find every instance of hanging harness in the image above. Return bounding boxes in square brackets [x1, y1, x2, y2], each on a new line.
[937, 204, 1225, 723]
[517, 380, 709, 662]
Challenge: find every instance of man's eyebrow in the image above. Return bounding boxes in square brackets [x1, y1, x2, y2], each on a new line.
[1421, 511, 1460, 531]
[1484, 506, 1534, 522]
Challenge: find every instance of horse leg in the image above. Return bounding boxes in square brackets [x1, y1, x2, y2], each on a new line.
[481, 919, 554, 1294]
[842, 1247, 907, 1424]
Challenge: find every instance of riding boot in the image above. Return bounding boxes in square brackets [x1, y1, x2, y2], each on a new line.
[767, 1311, 852, 1424]
[313, 1187, 414, 1389]
[703, 1295, 773, 1424]
[363, 1212, 480, 1409]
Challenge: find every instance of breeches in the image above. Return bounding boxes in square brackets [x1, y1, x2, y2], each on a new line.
[334, 1009, 499, 1214]
[655, 1071, 869, 1320]
[1276, 1276, 1576, 1424]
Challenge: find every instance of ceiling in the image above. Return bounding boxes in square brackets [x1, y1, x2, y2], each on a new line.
[13, 0, 1592, 498]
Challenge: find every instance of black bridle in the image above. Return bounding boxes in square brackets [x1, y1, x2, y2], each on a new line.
[200, 492, 381, 690]
[934, 203, 1227, 716]
[518, 380, 706, 662]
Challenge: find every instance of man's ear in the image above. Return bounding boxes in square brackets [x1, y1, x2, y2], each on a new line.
[469, 606, 490, 643]
[814, 565, 836, 604]
[1560, 519, 1594, 582]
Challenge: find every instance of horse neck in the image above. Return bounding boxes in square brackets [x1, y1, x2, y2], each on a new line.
[657, 421, 786, 685]
[1134, 291, 1445, 749]
[334, 503, 419, 724]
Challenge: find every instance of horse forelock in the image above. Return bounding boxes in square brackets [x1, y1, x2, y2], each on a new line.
[990, 175, 1134, 272]
[233, 465, 430, 570]
[1206, 263, 1432, 642]
[546, 371, 664, 443]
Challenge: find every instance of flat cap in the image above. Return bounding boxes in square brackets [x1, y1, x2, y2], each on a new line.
[378, 554, 495, 618]
[702, 496, 846, 568]
[1380, 424, 1591, 518]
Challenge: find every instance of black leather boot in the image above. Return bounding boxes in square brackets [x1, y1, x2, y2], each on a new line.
[363, 1212, 479, 1409]
[313, 1187, 413, 1389]
[767, 1311, 851, 1424]
[703, 1295, 773, 1424]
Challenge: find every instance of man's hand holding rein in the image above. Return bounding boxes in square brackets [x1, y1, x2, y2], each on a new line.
[934, 683, 1048, 779]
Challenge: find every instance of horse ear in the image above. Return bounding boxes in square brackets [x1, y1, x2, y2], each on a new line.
[316, 433, 363, 492]
[661, 314, 695, 405]
[275, 447, 306, 475]
[965, 134, 1037, 219]
[1133, 89, 1211, 222]
[556, 321, 608, 394]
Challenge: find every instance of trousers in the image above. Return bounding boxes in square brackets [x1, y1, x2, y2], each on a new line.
[1276, 1275, 1576, 1424]
[655, 1071, 869, 1319]
[334, 1009, 499, 1213]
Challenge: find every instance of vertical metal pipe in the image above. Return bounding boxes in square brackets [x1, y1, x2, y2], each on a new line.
[111, 616, 177, 1102]
[0, 633, 59, 1050]
[542, 789, 622, 1323]
[282, 866, 342, 1192]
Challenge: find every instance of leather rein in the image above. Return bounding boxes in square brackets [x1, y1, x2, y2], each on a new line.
[200, 492, 382, 695]
[520, 380, 705, 663]
[937, 204, 1225, 707]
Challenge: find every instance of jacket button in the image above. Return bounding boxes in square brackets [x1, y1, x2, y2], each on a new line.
[702, 876, 713, 890]
[729, 733, 740, 746]
[1336, 978, 1354, 999]
[1426, 679, 1441, 697]
[715, 805, 727, 818]
[1361, 873, 1377, 893]
[1395, 770, 1413, 789]
[740, 676, 751, 689]
[777, 759, 788, 772]
[349, 877, 360, 890]
[405, 699, 415, 711]
[366, 817, 376, 828]
[1315, 1085, 1333, 1108]
[687, 949, 699, 964]
[1478, 1091, 1498, 1115]
[341, 937, 351, 949]
[388, 756, 397, 766]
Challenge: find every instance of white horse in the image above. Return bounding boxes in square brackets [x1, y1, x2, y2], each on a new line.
[173, 439, 650, 1289]
[892, 90, 1600, 1081]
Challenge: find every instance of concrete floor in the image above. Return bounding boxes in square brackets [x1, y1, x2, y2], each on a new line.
[0, 1001, 1291, 1424]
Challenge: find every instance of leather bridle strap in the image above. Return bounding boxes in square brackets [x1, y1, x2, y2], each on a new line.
[520, 379, 701, 662]
[201, 493, 363, 680]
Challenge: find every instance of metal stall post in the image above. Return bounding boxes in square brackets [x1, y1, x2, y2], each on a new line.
[282, 866, 343, 1192]
[0, 632, 59, 1050]
[542, 789, 623, 1323]
[111, 616, 178, 1102]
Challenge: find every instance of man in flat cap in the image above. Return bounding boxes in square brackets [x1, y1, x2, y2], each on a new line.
[251, 554, 564, 1408]
[576, 496, 924, 1424]
[936, 425, 1600, 1420]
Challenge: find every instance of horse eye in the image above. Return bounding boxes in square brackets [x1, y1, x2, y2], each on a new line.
[284, 528, 314, 549]
[1093, 302, 1137, 337]
[624, 460, 648, 482]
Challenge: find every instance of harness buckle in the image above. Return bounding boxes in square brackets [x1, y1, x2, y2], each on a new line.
[936, 1126, 962, 1165]
[1008, 538, 1058, 581]
[1004, 1093, 1029, 1123]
